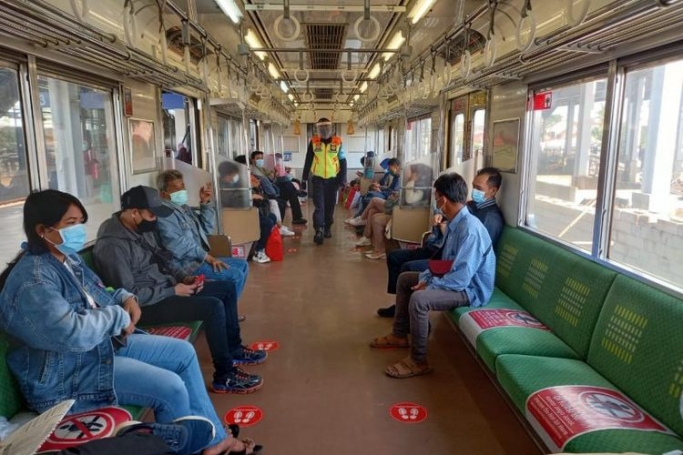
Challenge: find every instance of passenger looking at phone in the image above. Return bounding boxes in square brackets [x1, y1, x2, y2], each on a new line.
[93, 186, 266, 394]
[154, 170, 249, 296]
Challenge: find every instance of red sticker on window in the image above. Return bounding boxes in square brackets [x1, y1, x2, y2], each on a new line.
[224, 406, 263, 427]
[250, 340, 279, 351]
[533, 91, 553, 110]
[389, 402, 428, 424]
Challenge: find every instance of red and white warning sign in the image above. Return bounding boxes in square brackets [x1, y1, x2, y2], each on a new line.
[249, 340, 279, 351]
[38, 407, 132, 452]
[224, 406, 263, 427]
[533, 91, 553, 110]
[459, 309, 549, 346]
[389, 402, 428, 424]
[526, 386, 671, 452]
[146, 325, 192, 341]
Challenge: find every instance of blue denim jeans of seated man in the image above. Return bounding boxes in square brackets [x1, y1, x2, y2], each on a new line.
[114, 333, 228, 448]
[137, 280, 242, 383]
[193, 257, 249, 298]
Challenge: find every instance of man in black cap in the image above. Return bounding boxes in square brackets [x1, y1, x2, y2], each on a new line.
[93, 185, 266, 394]
[302, 118, 347, 245]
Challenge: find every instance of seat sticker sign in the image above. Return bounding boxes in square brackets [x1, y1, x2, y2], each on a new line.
[38, 407, 132, 452]
[459, 309, 549, 345]
[146, 325, 192, 340]
[526, 385, 671, 452]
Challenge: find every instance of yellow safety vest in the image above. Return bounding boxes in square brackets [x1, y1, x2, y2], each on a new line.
[311, 135, 342, 179]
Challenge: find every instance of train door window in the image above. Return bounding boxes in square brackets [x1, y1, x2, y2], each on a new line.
[450, 112, 465, 165]
[0, 65, 29, 265]
[162, 91, 194, 165]
[216, 116, 230, 159]
[609, 59, 683, 287]
[37, 75, 120, 244]
[418, 117, 432, 158]
[404, 119, 417, 162]
[471, 109, 486, 167]
[524, 77, 607, 253]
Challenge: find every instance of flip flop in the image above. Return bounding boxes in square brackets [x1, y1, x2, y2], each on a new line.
[370, 335, 410, 349]
[385, 358, 433, 379]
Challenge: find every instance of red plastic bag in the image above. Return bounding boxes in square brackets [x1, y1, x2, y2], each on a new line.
[344, 187, 358, 209]
[265, 226, 284, 261]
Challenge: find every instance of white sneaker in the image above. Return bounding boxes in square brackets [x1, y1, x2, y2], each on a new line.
[348, 216, 367, 226]
[344, 217, 356, 224]
[356, 237, 372, 247]
[253, 250, 271, 263]
[279, 226, 295, 237]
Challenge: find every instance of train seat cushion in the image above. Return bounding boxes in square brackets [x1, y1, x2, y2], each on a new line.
[448, 287, 521, 324]
[496, 354, 683, 453]
[0, 338, 23, 419]
[587, 274, 683, 437]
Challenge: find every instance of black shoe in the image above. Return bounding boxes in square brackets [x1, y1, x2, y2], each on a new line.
[314, 228, 324, 245]
[324, 227, 332, 238]
[292, 218, 307, 225]
[377, 305, 395, 318]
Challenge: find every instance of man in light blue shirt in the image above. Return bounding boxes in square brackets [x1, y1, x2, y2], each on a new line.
[371, 172, 496, 378]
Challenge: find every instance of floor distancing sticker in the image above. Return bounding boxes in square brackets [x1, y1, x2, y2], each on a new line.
[250, 340, 280, 351]
[389, 402, 428, 424]
[224, 406, 263, 427]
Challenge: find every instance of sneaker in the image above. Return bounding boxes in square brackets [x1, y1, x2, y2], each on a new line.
[365, 251, 386, 260]
[344, 217, 356, 224]
[377, 305, 395, 318]
[280, 226, 296, 237]
[253, 250, 271, 263]
[211, 367, 263, 394]
[232, 346, 268, 366]
[348, 216, 367, 226]
[356, 237, 372, 247]
[292, 218, 307, 225]
[115, 416, 215, 454]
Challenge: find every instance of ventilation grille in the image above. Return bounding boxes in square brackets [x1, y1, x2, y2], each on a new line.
[314, 88, 334, 100]
[305, 24, 347, 70]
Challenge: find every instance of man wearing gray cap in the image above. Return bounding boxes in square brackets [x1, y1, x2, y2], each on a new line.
[93, 186, 265, 394]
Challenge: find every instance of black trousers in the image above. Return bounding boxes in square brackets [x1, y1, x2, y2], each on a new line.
[311, 176, 338, 229]
[276, 180, 303, 220]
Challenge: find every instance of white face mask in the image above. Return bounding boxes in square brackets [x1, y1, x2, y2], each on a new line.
[232, 174, 240, 184]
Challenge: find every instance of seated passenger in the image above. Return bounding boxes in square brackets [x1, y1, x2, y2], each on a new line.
[250, 151, 307, 225]
[370, 173, 496, 378]
[0, 190, 256, 455]
[93, 186, 265, 394]
[377, 167, 505, 318]
[354, 196, 396, 260]
[217, 160, 251, 209]
[155, 170, 249, 294]
[248, 173, 277, 264]
[346, 158, 401, 221]
[402, 163, 434, 206]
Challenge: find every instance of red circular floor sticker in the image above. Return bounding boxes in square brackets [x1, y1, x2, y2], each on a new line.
[224, 406, 263, 427]
[250, 340, 279, 351]
[389, 402, 428, 424]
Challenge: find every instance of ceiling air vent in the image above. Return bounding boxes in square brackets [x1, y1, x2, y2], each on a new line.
[304, 24, 347, 70]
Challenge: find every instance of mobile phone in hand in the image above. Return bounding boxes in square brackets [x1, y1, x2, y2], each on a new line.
[194, 274, 205, 285]
[112, 335, 127, 350]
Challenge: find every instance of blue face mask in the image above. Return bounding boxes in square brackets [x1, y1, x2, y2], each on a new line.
[47, 224, 87, 256]
[170, 189, 188, 206]
[472, 189, 487, 204]
[255, 159, 265, 168]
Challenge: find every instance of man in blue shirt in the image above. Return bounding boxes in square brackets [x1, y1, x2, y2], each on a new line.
[370, 172, 496, 378]
[377, 167, 505, 318]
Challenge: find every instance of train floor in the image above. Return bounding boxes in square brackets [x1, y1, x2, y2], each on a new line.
[196, 204, 542, 455]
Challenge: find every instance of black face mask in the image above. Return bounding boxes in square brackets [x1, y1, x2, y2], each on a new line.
[137, 219, 157, 233]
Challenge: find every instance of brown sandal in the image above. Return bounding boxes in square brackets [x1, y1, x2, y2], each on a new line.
[370, 334, 410, 349]
[224, 437, 263, 454]
[385, 357, 433, 378]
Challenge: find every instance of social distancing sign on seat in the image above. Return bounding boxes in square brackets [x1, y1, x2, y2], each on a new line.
[459, 309, 550, 346]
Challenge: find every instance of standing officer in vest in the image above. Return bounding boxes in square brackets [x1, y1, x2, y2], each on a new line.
[302, 118, 347, 245]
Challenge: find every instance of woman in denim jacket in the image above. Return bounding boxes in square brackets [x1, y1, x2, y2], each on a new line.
[0, 190, 257, 454]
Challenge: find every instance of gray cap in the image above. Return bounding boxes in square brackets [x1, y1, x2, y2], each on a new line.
[121, 185, 173, 217]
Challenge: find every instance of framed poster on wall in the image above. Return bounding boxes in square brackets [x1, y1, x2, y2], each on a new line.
[129, 118, 157, 174]
[491, 118, 520, 173]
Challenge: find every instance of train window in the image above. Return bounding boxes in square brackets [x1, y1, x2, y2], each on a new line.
[471, 109, 486, 166]
[609, 59, 683, 287]
[37, 75, 119, 244]
[405, 116, 432, 163]
[450, 112, 465, 165]
[162, 91, 194, 165]
[524, 77, 607, 253]
[0, 67, 29, 265]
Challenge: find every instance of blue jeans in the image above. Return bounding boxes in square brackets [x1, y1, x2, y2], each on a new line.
[193, 257, 249, 298]
[114, 334, 228, 447]
[137, 280, 241, 382]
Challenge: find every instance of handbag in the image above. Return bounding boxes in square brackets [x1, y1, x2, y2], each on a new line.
[428, 259, 454, 277]
[265, 226, 284, 261]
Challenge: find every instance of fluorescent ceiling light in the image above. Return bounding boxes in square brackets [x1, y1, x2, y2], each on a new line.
[245, 29, 266, 60]
[408, 0, 437, 25]
[215, 0, 243, 24]
[288, 93, 294, 101]
[359, 82, 368, 93]
[368, 63, 381, 79]
[280, 81, 289, 93]
[383, 31, 405, 61]
[268, 62, 281, 79]
[354, 94, 360, 101]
